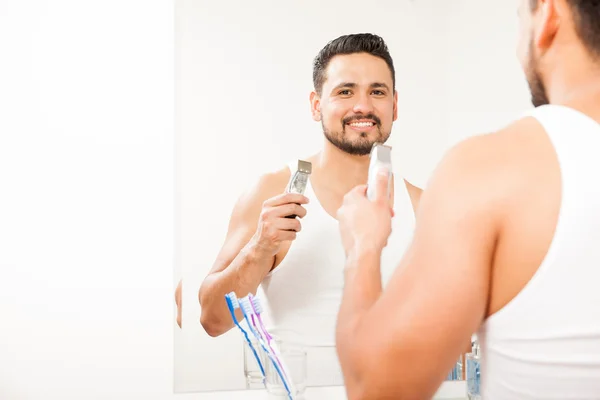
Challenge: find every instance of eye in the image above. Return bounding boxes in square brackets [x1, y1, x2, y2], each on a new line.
[372, 90, 386, 96]
[338, 90, 352, 96]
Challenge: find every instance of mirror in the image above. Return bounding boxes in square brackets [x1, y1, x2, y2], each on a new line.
[174, 0, 529, 396]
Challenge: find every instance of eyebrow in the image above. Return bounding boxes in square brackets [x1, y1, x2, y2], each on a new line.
[331, 82, 391, 93]
[371, 82, 390, 91]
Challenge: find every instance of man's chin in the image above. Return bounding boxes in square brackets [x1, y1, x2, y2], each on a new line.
[323, 129, 387, 156]
[342, 142, 375, 156]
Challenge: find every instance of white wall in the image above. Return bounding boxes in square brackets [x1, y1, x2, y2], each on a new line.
[0, 0, 532, 399]
[441, 0, 532, 146]
[0, 1, 177, 399]
[175, 0, 450, 393]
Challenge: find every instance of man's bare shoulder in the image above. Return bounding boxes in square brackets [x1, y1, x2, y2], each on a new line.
[253, 165, 292, 199]
[231, 154, 318, 221]
[249, 154, 320, 201]
[450, 116, 549, 175]
[431, 116, 550, 210]
[233, 165, 292, 216]
[397, 117, 541, 214]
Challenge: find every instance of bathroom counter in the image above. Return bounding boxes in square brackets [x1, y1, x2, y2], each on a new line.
[180, 381, 467, 400]
[280, 380, 466, 400]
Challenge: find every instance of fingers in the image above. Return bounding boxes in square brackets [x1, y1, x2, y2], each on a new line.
[262, 203, 307, 220]
[374, 168, 391, 203]
[264, 192, 309, 207]
[342, 184, 367, 203]
[259, 217, 300, 242]
[275, 217, 302, 232]
[284, 203, 307, 219]
[351, 184, 368, 196]
[340, 179, 394, 218]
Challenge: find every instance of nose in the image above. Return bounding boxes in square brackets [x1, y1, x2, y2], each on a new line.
[352, 92, 374, 115]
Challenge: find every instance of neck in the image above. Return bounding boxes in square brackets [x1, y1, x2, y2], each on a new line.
[315, 139, 371, 195]
[547, 47, 600, 107]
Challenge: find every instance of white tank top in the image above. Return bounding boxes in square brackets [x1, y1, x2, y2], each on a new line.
[478, 104, 600, 399]
[257, 161, 416, 347]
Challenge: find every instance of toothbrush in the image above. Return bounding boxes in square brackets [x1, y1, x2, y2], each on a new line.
[249, 296, 298, 399]
[237, 295, 286, 379]
[248, 294, 274, 345]
[238, 296, 270, 354]
[248, 294, 289, 382]
[224, 292, 266, 378]
[239, 296, 294, 399]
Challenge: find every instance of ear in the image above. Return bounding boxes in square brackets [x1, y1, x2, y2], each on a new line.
[534, 0, 560, 52]
[393, 90, 398, 121]
[310, 91, 322, 122]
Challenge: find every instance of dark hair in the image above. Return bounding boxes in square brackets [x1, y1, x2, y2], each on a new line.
[312, 33, 396, 95]
[530, 0, 600, 57]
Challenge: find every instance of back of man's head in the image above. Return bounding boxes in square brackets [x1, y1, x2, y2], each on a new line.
[312, 33, 396, 96]
[530, 0, 600, 58]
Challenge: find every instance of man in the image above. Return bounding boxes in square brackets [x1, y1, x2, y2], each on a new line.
[175, 279, 181, 328]
[335, 0, 600, 399]
[198, 33, 422, 346]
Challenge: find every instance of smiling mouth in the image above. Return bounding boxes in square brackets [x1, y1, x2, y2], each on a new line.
[347, 121, 376, 128]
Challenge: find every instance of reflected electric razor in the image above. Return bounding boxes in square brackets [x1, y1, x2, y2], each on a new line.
[285, 159, 312, 218]
[366, 143, 392, 201]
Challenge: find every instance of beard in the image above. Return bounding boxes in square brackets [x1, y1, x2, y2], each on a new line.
[525, 38, 550, 107]
[322, 113, 390, 156]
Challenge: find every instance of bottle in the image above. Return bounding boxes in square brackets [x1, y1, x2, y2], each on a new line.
[466, 336, 481, 399]
[445, 354, 463, 380]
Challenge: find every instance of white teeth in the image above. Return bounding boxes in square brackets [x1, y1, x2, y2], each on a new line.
[350, 122, 374, 127]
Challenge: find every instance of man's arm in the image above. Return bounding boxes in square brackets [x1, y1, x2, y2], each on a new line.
[175, 279, 182, 328]
[199, 170, 307, 337]
[336, 133, 506, 400]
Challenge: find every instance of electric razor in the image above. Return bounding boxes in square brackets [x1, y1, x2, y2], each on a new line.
[285, 160, 312, 219]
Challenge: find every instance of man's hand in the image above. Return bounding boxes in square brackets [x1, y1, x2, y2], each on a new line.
[337, 168, 394, 258]
[199, 170, 306, 337]
[250, 192, 309, 257]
